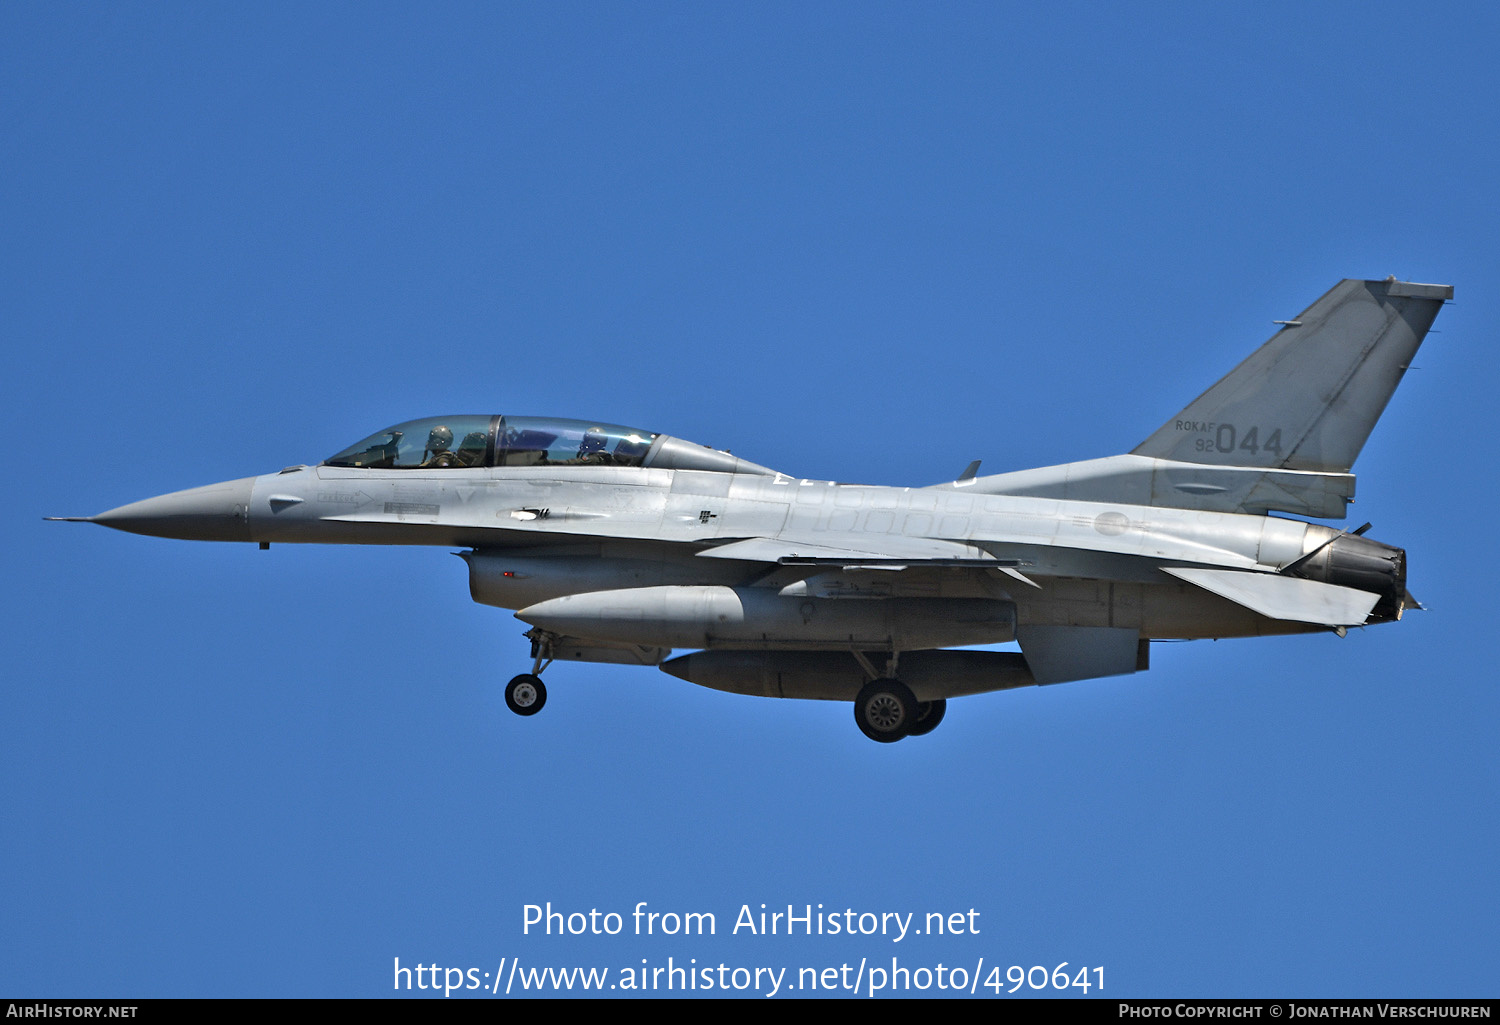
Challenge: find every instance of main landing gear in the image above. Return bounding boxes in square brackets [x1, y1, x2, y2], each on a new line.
[852, 673, 947, 743]
[907, 697, 947, 737]
[849, 650, 946, 743]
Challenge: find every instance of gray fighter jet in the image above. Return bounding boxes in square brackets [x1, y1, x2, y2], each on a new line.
[53, 277, 1450, 742]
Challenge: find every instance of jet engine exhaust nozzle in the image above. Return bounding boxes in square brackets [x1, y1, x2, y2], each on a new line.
[1289, 533, 1408, 623]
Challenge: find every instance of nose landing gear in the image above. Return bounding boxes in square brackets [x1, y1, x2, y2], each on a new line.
[505, 673, 547, 716]
[505, 629, 555, 717]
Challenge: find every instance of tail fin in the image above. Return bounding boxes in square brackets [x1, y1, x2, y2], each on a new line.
[1132, 278, 1451, 473]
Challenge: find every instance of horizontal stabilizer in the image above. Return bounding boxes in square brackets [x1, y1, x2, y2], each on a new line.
[1161, 566, 1379, 626]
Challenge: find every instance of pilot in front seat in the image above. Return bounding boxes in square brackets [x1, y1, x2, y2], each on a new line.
[421, 425, 459, 468]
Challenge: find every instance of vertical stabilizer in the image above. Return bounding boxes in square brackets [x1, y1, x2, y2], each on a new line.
[1131, 278, 1450, 473]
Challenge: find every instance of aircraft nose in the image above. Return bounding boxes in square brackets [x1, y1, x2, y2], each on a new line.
[90, 477, 256, 541]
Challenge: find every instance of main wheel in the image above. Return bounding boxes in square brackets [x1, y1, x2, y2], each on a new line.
[505, 674, 547, 716]
[906, 698, 947, 737]
[854, 679, 917, 743]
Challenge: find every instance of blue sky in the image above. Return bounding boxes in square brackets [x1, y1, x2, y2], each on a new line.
[4, 2, 1497, 998]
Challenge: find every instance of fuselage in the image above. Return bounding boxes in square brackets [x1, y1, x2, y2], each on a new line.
[95, 459, 1377, 645]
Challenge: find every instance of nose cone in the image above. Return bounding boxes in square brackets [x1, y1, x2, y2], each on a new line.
[91, 477, 256, 541]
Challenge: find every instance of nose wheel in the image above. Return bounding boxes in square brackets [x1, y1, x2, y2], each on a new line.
[505, 673, 547, 716]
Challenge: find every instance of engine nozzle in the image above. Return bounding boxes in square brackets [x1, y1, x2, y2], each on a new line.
[1288, 532, 1408, 623]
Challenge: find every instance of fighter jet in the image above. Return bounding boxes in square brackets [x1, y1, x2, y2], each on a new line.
[53, 277, 1449, 742]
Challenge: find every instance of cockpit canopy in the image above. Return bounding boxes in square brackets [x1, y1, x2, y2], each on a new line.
[324, 416, 660, 470]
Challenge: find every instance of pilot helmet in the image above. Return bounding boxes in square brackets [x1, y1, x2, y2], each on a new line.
[580, 427, 607, 454]
[427, 425, 454, 452]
